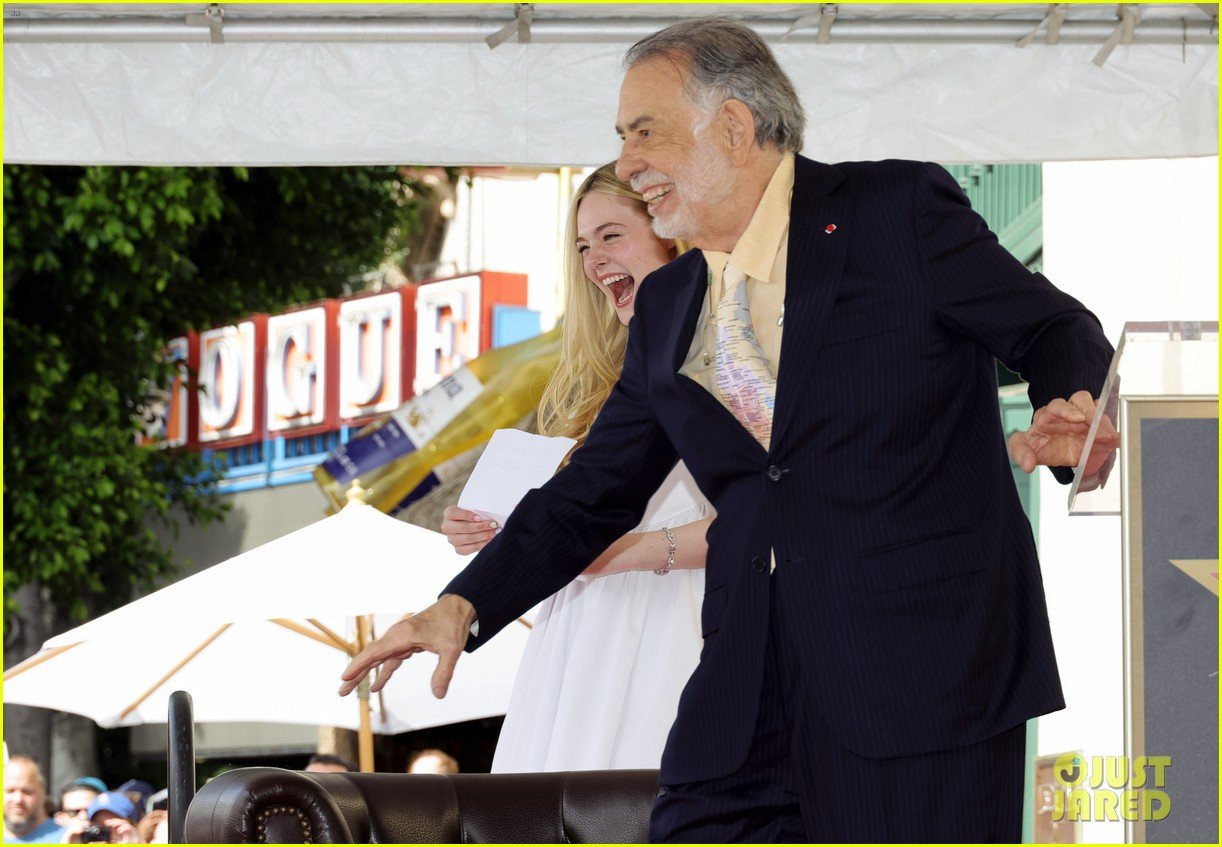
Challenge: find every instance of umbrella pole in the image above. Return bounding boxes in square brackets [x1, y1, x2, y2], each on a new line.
[355, 614, 375, 772]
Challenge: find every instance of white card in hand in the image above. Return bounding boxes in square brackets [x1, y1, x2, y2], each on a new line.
[458, 429, 577, 525]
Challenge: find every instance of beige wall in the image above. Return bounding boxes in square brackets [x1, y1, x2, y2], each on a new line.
[153, 481, 332, 578]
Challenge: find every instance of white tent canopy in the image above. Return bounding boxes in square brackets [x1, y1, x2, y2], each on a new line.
[4, 3, 1217, 166]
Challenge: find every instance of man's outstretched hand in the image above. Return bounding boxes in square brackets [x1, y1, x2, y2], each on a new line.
[1008, 390, 1119, 477]
[339, 594, 477, 699]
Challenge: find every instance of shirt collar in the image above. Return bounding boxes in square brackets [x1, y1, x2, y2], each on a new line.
[701, 152, 795, 285]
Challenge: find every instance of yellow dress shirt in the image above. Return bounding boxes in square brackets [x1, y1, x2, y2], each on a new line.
[680, 153, 794, 400]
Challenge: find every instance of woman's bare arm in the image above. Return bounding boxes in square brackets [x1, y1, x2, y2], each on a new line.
[581, 516, 712, 577]
[442, 505, 712, 578]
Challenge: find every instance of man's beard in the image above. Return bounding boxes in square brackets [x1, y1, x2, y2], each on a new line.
[4, 812, 36, 834]
[649, 195, 694, 241]
[638, 142, 734, 244]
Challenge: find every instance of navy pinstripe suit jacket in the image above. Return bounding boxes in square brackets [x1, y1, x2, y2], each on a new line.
[445, 155, 1114, 785]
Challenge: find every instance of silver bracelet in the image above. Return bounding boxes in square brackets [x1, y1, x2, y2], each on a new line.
[654, 527, 676, 575]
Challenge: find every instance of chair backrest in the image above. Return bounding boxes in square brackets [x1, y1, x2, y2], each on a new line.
[166, 691, 197, 844]
[183, 766, 660, 843]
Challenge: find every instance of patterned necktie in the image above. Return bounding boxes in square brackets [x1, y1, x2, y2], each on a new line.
[714, 263, 777, 448]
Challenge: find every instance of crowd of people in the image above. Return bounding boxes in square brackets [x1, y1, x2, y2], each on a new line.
[302, 748, 460, 775]
[3, 758, 166, 844]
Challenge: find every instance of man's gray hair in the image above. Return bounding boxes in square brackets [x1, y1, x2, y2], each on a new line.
[624, 18, 805, 154]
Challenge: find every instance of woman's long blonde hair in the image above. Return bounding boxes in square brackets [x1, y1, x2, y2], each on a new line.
[537, 163, 687, 446]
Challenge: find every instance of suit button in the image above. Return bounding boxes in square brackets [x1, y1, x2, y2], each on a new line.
[751, 556, 768, 573]
[766, 465, 783, 481]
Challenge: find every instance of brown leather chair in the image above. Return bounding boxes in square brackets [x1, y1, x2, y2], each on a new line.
[182, 766, 660, 843]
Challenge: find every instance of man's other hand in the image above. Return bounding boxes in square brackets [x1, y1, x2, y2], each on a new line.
[1008, 390, 1119, 476]
[338, 594, 477, 699]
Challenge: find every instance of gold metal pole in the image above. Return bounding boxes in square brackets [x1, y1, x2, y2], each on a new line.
[556, 165, 573, 316]
[355, 614, 375, 772]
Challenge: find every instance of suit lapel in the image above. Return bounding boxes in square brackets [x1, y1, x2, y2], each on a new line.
[660, 251, 767, 457]
[771, 158, 852, 449]
[665, 252, 708, 374]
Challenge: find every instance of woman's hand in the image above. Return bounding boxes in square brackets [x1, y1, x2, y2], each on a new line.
[441, 505, 499, 555]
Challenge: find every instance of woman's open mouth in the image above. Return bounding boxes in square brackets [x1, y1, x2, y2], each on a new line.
[603, 273, 636, 307]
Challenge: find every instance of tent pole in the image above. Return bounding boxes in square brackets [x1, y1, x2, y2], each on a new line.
[4, 16, 1215, 46]
[556, 165, 572, 318]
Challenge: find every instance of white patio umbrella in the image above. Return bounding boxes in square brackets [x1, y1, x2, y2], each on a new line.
[2, 488, 532, 771]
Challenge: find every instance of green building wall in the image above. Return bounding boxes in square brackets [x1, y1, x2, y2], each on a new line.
[944, 163, 1043, 843]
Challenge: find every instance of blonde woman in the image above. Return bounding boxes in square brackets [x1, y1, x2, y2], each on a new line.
[442, 164, 712, 772]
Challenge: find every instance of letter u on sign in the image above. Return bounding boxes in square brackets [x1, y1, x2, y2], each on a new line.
[339, 292, 402, 418]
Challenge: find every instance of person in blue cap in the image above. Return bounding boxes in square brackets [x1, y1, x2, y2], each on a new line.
[59, 793, 139, 844]
[113, 782, 153, 824]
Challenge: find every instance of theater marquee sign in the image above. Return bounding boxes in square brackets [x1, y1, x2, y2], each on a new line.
[139, 271, 527, 449]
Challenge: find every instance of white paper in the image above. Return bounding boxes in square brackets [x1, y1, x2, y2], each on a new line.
[458, 429, 576, 525]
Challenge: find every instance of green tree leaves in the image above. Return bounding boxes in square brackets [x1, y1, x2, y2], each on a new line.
[4, 164, 428, 623]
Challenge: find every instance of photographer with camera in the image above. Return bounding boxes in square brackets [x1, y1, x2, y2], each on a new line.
[59, 793, 138, 845]
[52, 777, 104, 831]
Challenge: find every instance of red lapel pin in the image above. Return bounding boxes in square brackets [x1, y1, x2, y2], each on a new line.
[824, 224, 837, 234]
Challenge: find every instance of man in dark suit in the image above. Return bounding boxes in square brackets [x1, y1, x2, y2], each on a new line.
[342, 18, 1117, 842]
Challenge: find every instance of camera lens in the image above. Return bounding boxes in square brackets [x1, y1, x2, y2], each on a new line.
[80, 824, 109, 843]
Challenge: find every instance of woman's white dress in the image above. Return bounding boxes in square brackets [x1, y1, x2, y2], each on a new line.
[490, 462, 711, 772]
